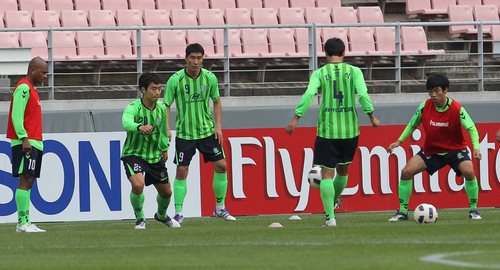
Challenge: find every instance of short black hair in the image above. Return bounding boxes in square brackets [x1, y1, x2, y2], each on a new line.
[186, 43, 204, 57]
[138, 72, 161, 93]
[426, 73, 449, 91]
[324, 38, 345, 57]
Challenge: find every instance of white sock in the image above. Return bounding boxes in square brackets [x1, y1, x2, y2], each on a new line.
[176, 211, 183, 216]
[216, 205, 225, 211]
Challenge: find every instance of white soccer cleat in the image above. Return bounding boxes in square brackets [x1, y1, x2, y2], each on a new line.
[334, 199, 341, 211]
[30, 224, 46, 232]
[135, 219, 146, 229]
[323, 218, 337, 227]
[469, 210, 482, 220]
[154, 213, 181, 228]
[213, 208, 236, 221]
[16, 223, 45, 233]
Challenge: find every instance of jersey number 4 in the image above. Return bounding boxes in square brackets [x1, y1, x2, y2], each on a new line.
[333, 81, 344, 105]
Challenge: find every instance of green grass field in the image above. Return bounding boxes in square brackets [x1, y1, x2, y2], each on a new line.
[1, 208, 500, 270]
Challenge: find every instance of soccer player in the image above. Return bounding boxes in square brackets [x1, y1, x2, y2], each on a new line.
[7, 57, 48, 233]
[165, 43, 236, 223]
[387, 73, 482, 221]
[286, 38, 380, 227]
[121, 72, 180, 229]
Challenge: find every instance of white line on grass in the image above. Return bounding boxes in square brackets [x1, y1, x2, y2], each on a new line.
[421, 250, 500, 269]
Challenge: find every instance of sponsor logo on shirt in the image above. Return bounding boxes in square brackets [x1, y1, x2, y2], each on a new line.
[429, 120, 449, 127]
[323, 107, 354, 113]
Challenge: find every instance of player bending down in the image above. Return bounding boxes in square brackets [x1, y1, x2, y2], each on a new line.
[388, 73, 482, 221]
[121, 72, 180, 229]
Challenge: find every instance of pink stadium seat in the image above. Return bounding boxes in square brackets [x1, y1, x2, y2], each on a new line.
[262, 0, 289, 13]
[330, 7, 357, 29]
[101, 0, 128, 14]
[294, 28, 322, 54]
[19, 31, 48, 59]
[18, 0, 46, 14]
[103, 30, 136, 59]
[60, 10, 88, 31]
[197, 9, 224, 36]
[483, 0, 500, 12]
[406, 0, 432, 15]
[143, 9, 170, 35]
[158, 30, 186, 58]
[251, 8, 279, 25]
[431, 0, 456, 14]
[0, 18, 3, 28]
[130, 30, 163, 59]
[74, 31, 118, 60]
[210, 0, 236, 10]
[347, 27, 380, 56]
[0, 0, 18, 20]
[52, 31, 87, 60]
[447, 5, 477, 35]
[224, 8, 252, 33]
[170, 9, 198, 34]
[373, 27, 396, 54]
[156, 0, 183, 13]
[473, 5, 499, 34]
[236, 0, 262, 9]
[46, 0, 74, 14]
[321, 28, 348, 55]
[304, 7, 331, 23]
[88, 10, 116, 32]
[240, 28, 284, 58]
[490, 25, 500, 52]
[400, 26, 445, 55]
[357, 6, 384, 31]
[213, 28, 243, 56]
[4, 11, 32, 38]
[183, 0, 209, 11]
[116, 9, 143, 37]
[186, 29, 223, 58]
[289, 0, 316, 13]
[74, 0, 101, 14]
[268, 28, 308, 57]
[457, 0, 482, 9]
[316, 0, 341, 9]
[0, 32, 20, 48]
[277, 7, 305, 24]
[32, 10, 60, 38]
[129, 0, 156, 13]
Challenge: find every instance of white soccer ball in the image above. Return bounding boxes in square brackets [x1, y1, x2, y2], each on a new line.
[414, 203, 438, 224]
[308, 166, 322, 189]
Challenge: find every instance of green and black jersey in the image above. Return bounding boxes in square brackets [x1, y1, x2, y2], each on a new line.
[164, 68, 220, 140]
[122, 99, 169, 163]
[295, 63, 374, 139]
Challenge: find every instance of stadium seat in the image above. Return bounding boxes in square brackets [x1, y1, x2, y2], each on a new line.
[101, 0, 128, 14]
[330, 7, 357, 29]
[0, 0, 18, 20]
[103, 30, 136, 59]
[447, 5, 478, 36]
[251, 8, 278, 25]
[116, 9, 143, 37]
[262, 0, 289, 13]
[186, 29, 223, 58]
[32, 10, 60, 39]
[18, 0, 46, 14]
[321, 28, 348, 55]
[294, 27, 323, 54]
[130, 30, 163, 59]
[183, 0, 210, 11]
[406, 0, 452, 16]
[473, 5, 499, 34]
[457, 0, 482, 9]
[74, 31, 118, 60]
[0, 32, 20, 48]
[46, 0, 74, 14]
[19, 31, 48, 59]
[268, 28, 308, 57]
[400, 26, 445, 55]
[347, 27, 379, 56]
[490, 25, 500, 53]
[213, 28, 243, 57]
[60, 10, 88, 33]
[431, 0, 456, 14]
[0, 17, 4, 28]
[197, 9, 224, 36]
[304, 7, 331, 23]
[156, 0, 183, 13]
[240, 28, 284, 58]
[4, 11, 32, 38]
[129, 0, 156, 13]
[483, 0, 500, 13]
[236, 0, 262, 9]
[170, 9, 198, 34]
[158, 30, 186, 58]
[74, 0, 101, 14]
[143, 9, 170, 35]
[373, 27, 396, 55]
[357, 6, 384, 31]
[277, 7, 305, 24]
[289, 0, 316, 13]
[210, 0, 236, 10]
[224, 8, 252, 33]
[316, 0, 341, 10]
[88, 10, 116, 35]
[52, 31, 87, 61]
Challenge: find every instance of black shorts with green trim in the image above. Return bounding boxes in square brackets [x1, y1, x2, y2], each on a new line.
[313, 136, 358, 169]
[174, 134, 225, 166]
[121, 155, 169, 186]
[12, 144, 43, 178]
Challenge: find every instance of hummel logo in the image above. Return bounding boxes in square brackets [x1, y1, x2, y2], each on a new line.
[460, 112, 466, 120]
[22, 90, 28, 98]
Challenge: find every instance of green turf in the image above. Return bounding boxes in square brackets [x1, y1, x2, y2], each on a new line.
[1, 208, 500, 270]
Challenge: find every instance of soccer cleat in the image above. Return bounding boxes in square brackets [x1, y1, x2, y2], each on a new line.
[334, 199, 341, 211]
[469, 209, 482, 220]
[388, 210, 409, 221]
[135, 218, 146, 229]
[213, 208, 237, 221]
[173, 213, 184, 224]
[323, 218, 337, 227]
[154, 213, 181, 228]
[16, 223, 45, 233]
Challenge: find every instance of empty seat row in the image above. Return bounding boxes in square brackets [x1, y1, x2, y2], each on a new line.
[406, 0, 500, 16]
[448, 5, 499, 35]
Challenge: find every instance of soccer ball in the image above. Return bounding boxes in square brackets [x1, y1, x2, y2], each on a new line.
[414, 203, 438, 224]
[308, 166, 322, 189]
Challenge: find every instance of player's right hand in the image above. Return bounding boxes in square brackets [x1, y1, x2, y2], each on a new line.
[22, 138, 32, 155]
[388, 140, 401, 154]
[139, 124, 154, 133]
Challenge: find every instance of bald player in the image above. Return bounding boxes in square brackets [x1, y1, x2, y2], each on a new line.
[7, 57, 48, 233]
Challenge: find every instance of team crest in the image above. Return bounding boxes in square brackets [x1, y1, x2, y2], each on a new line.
[457, 153, 464, 159]
[213, 147, 219, 154]
[156, 118, 161, 125]
[201, 85, 207, 92]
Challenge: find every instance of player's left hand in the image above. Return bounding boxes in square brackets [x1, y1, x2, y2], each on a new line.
[473, 149, 482, 160]
[162, 151, 168, 162]
[214, 126, 223, 145]
[371, 117, 380, 129]
[286, 115, 300, 135]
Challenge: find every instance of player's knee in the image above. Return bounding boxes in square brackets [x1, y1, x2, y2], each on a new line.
[400, 167, 414, 180]
[214, 161, 227, 173]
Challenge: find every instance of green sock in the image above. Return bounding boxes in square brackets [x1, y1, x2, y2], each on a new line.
[320, 179, 335, 219]
[15, 189, 31, 226]
[156, 194, 171, 220]
[465, 178, 479, 210]
[333, 175, 348, 202]
[398, 179, 413, 215]
[174, 179, 187, 212]
[213, 172, 228, 206]
[130, 192, 145, 221]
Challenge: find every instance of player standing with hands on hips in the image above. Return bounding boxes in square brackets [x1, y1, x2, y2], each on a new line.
[286, 38, 380, 227]
[165, 43, 235, 223]
[7, 57, 48, 233]
[121, 72, 180, 229]
[388, 73, 482, 221]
